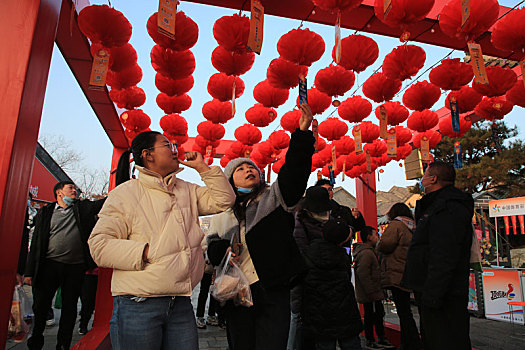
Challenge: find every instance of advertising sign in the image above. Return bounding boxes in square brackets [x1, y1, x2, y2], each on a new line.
[482, 269, 524, 324]
[489, 197, 525, 218]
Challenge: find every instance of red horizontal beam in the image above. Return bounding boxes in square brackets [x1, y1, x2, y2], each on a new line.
[185, 0, 519, 60]
[54, 0, 128, 149]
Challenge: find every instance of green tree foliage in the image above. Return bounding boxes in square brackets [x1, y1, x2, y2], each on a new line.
[432, 121, 525, 195]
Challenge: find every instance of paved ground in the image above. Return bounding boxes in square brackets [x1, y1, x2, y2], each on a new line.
[6, 285, 525, 349]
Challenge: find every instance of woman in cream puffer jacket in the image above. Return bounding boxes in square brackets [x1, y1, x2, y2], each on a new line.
[88, 131, 235, 350]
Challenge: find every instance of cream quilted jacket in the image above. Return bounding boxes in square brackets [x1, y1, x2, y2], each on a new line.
[88, 165, 235, 297]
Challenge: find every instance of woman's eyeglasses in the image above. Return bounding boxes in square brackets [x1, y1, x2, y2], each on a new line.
[147, 142, 177, 154]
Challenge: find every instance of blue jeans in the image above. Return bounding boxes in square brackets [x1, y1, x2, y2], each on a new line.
[110, 295, 198, 350]
[315, 336, 362, 350]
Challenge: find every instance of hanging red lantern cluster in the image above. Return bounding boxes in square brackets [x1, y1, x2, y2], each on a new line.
[235, 124, 263, 146]
[160, 114, 189, 146]
[79, 5, 150, 141]
[364, 139, 387, 157]
[402, 81, 441, 111]
[354, 121, 380, 143]
[375, 101, 409, 126]
[444, 86, 482, 114]
[506, 79, 525, 108]
[407, 110, 439, 132]
[363, 73, 402, 103]
[439, 0, 500, 42]
[491, 8, 525, 58]
[208, 73, 245, 102]
[338, 96, 373, 123]
[393, 144, 414, 161]
[413, 130, 442, 149]
[429, 58, 473, 91]
[472, 66, 517, 97]
[439, 115, 472, 138]
[147, 10, 199, 147]
[333, 135, 355, 156]
[315, 65, 355, 97]
[277, 28, 325, 67]
[253, 80, 289, 108]
[245, 104, 278, 127]
[383, 45, 426, 81]
[269, 130, 291, 150]
[318, 118, 349, 141]
[280, 110, 302, 132]
[393, 126, 413, 146]
[295, 88, 332, 116]
[374, 0, 435, 40]
[267, 58, 309, 90]
[333, 35, 379, 73]
[474, 97, 514, 121]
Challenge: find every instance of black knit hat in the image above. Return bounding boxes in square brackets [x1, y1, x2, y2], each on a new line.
[302, 186, 332, 213]
[323, 219, 350, 245]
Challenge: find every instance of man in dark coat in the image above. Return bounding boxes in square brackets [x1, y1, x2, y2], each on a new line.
[403, 161, 474, 350]
[24, 181, 105, 350]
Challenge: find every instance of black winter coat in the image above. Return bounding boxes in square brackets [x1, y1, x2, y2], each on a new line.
[403, 185, 474, 308]
[302, 239, 363, 340]
[25, 199, 105, 287]
[330, 200, 366, 235]
[207, 129, 315, 289]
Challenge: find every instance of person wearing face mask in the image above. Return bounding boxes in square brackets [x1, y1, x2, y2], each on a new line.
[88, 131, 235, 350]
[206, 104, 315, 350]
[24, 181, 105, 350]
[403, 161, 474, 350]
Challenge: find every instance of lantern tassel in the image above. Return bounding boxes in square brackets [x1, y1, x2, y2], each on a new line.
[334, 11, 342, 64]
[232, 78, 237, 116]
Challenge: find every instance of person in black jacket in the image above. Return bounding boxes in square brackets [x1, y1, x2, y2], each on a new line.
[24, 181, 105, 350]
[314, 179, 366, 236]
[403, 161, 474, 350]
[302, 219, 363, 350]
[207, 104, 314, 350]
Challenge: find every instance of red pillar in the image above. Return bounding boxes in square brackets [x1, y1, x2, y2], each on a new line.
[72, 147, 126, 350]
[0, 0, 61, 344]
[355, 172, 378, 231]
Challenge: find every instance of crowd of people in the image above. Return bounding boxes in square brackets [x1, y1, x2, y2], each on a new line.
[13, 103, 475, 350]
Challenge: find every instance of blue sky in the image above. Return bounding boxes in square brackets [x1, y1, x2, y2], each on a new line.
[39, 0, 524, 196]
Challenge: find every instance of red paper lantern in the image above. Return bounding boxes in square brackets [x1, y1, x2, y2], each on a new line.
[251, 151, 271, 168]
[192, 143, 216, 158]
[277, 29, 325, 66]
[211, 45, 255, 76]
[374, 101, 409, 126]
[383, 45, 426, 81]
[280, 110, 301, 132]
[412, 130, 442, 149]
[472, 66, 517, 97]
[312, 0, 364, 12]
[255, 141, 276, 158]
[160, 114, 188, 135]
[429, 58, 473, 91]
[333, 35, 379, 73]
[202, 99, 234, 124]
[146, 12, 199, 51]
[156, 93, 192, 114]
[315, 65, 355, 97]
[245, 104, 278, 127]
[376, 153, 392, 167]
[407, 110, 439, 132]
[394, 144, 414, 161]
[213, 14, 250, 53]
[125, 129, 141, 142]
[346, 166, 364, 178]
[273, 157, 286, 174]
[267, 58, 309, 89]
[338, 96, 372, 123]
[402, 81, 441, 111]
[91, 43, 137, 72]
[164, 132, 188, 147]
[474, 97, 514, 121]
[197, 121, 226, 141]
[506, 79, 525, 108]
[78, 5, 131, 48]
[321, 164, 342, 178]
[364, 139, 387, 157]
[347, 151, 367, 166]
[333, 135, 355, 156]
[312, 153, 327, 169]
[120, 109, 150, 131]
[445, 86, 482, 113]
[195, 135, 221, 149]
[295, 88, 332, 116]
[354, 121, 380, 143]
[491, 8, 525, 58]
[235, 124, 263, 145]
[226, 141, 252, 159]
[363, 73, 402, 103]
[318, 117, 349, 141]
[253, 80, 289, 108]
[220, 156, 231, 168]
[439, 0, 499, 41]
[109, 86, 146, 110]
[207, 73, 245, 102]
[150, 45, 195, 80]
[393, 126, 413, 146]
[374, 0, 435, 32]
[155, 74, 194, 96]
[439, 115, 472, 138]
[106, 64, 142, 90]
[269, 130, 291, 150]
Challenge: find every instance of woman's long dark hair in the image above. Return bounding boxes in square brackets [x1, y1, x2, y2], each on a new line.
[115, 131, 161, 186]
[387, 202, 414, 221]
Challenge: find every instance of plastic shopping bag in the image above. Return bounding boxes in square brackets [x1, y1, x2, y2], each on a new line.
[211, 252, 253, 307]
[8, 286, 30, 342]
